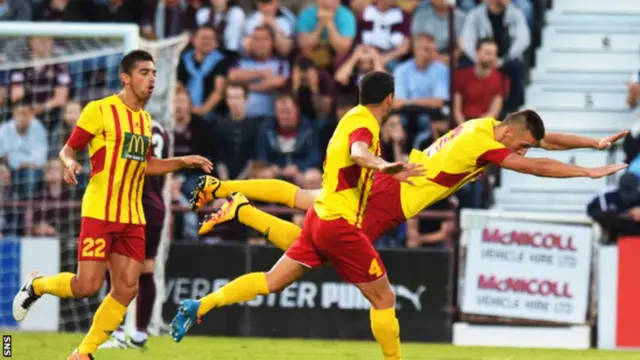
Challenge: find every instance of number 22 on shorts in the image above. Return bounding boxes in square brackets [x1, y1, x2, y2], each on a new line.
[81, 237, 106, 258]
[368, 258, 383, 277]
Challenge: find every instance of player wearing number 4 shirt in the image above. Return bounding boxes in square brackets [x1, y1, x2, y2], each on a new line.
[170, 71, 423, 360]
[175, 110, 628, 359]
[12, 50, 213, 360]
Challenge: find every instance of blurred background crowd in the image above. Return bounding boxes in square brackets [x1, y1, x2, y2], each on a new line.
[0, 0, 548, 247]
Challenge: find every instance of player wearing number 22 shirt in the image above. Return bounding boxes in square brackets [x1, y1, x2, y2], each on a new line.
[12, 50, 213, 360]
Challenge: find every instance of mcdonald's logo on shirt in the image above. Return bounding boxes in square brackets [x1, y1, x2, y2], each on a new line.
[121, 132, 150, 162]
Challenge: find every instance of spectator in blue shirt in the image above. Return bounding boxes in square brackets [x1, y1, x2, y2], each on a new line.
[228, 24, 289, 118]
[393, 33, 449, 138]
[393, 33, 449, 108]
[296, 0, 356, 70]
[0, 101, 48, 199]
[255, 93, 321, 185]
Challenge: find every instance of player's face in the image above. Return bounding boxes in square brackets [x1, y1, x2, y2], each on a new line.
[502, 127, 537, 156]
[127, 60, 156, 101]
[380, 94, 394, 124]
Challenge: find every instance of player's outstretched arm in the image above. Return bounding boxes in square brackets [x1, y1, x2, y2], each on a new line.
[146, 155, 213, 176]
[539, 130, 629, 151]
[501, 153, 627, 179]
[351, 141, 425, 183]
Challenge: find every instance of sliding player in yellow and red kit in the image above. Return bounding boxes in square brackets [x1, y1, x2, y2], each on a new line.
[171, 72, 424, 360]
[12, 50, 213, 360]
[191, 111, 628, 247]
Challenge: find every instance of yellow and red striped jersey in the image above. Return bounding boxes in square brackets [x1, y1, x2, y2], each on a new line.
[400, 117, 511, 218]
[67, 94, 152, 224]
[314, 105, 381, 227]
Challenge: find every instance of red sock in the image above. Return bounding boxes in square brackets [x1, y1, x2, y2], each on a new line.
[136, 273, 156, 332]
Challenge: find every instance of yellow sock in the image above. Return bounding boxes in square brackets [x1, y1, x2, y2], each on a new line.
[198, 272, 269, 317]
[32, 272, 75, 297]
[219, 179, 298, 208]
[370, 307, 402, 360]
[238, 205, 301, 251]
[78, 294, 127, 355]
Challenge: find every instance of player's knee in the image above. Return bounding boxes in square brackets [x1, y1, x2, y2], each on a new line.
[361, 281, 396, 310]
[112, 280, 139, 300]
[264, 272, 284, 293]
[74, 274, 104, 297]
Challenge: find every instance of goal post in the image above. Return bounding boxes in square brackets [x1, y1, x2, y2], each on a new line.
[0, 22, 140, 53]
[0, 22, 187, 334]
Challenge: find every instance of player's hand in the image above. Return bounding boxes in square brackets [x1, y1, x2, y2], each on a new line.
[596, 130, 630, 150]
[180, 155, 214, 173]
[392, 164, 426, 185]
[63, 161, 83, 185]
[586, 163, 628, 179]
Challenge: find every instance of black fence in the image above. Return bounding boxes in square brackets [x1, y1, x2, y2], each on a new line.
[161, 243, 455, 342]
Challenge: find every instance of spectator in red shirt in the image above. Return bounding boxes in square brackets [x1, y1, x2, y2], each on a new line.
[453, 38, 508, 125]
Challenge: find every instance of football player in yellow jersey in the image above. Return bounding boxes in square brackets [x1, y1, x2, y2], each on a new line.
[170, 72, 422, 360]
[176, 110, 627, 359]
[12, 50, 213, 360]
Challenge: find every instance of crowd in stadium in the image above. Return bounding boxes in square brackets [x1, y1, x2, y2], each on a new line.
[0, 0, 542, 247]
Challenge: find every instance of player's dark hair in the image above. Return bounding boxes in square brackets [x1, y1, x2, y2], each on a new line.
[503, 109, 546, 141]
[119, 50, 154, 75]
[196, 24, 216, 34]
[476, 38, 497, 51]
[359, 71, 395, 106]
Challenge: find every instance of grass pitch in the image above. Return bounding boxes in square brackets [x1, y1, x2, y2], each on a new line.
[6, 332, 640, 360]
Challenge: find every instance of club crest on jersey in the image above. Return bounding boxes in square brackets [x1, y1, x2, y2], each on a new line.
[121, 133, 150, 162]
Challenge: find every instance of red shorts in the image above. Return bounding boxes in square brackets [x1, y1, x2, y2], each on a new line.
[285, 207, 386, 284]
[362, 173, 406, 242]
[77, 217, 146, 263]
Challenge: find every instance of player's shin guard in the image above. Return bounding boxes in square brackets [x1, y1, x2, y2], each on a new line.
[78, 294, 127, 355]
[197, 272, 269, 317]
[238, 206, 301, 251]
[219, 179, 298, 208]
[370, 307, 402, 360]
[32, 272, 75, 298]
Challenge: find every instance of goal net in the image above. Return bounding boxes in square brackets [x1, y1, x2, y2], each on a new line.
[0, 22, 188, 333]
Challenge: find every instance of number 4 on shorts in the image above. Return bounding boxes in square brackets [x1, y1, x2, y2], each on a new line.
[368, 258, 383, 277]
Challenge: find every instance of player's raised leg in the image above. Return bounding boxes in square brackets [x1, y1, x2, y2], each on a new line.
[199, 192, 302, 251]
[190, 175, 319, 211]
[171, 209, 323, 341]
[170, 254, 306, 341]
[13, 219, 111, 322]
